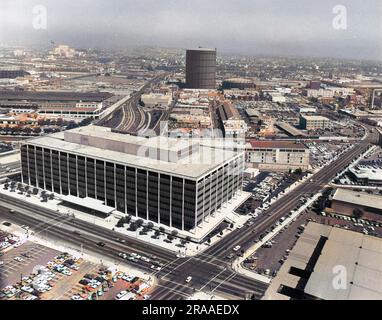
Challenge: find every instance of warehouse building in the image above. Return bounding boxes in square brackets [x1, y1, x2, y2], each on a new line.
[0, 91, 112, 120]
[300, 115, 330, 130]
[331, 188, 382, 222]
[222, 78, 255, 90]
[216, 102, 247, 139]
[246, 140, 310, 171]
[264, 222, 382, 300]
[20, 126, 244, 234]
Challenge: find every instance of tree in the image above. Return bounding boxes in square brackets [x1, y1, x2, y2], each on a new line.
[49, 193, 54, 200]
[125, 215, 132, 224]
[219, 230, 224, 236]
[353, 208, 363, 219]
[147, 222, 154, 230]
[159, 226, 165, 234]
[171, 230, 178, 238]
[167, 234, 174, 242]
[129, 223, 138, 231]
[33, 188, 39, 195]
[136, 219, 144, 228]
[116, 217, 125, 228]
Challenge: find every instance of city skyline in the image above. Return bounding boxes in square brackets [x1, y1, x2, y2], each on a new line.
[1, 1, 382, 305]
[1, 0, 382, 61]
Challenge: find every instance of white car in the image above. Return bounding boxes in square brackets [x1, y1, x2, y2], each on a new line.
[122, 275, 134, 282]
[14, 256, 24, 262]
[185, 276, 192, 283]
[118, 253, 127, 259]
[233, 245, 241, 252]
[140, 256, 150, 263]
[150, 265, 161, 271]
[116, 290, 128, 300]
[21, 286, 34, 294]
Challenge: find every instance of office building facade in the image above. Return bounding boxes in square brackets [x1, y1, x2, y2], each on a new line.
[300, 115, 330, 130]
[246, 140, 310, 171]
[20, 126, 243, 232]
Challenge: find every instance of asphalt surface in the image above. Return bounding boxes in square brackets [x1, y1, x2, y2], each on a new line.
[0, 197, 267, 300]
[0, 137, 372, 300]
[97, 73, 168, 134]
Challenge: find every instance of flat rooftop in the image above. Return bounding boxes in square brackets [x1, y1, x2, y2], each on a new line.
[248, 140, 307, 150]
[25, 126, 240, 180]
[276, 121, 307, 137]
[187, 48, 216, 52]
[349, 166, 382, 182]
[301, 115, 330, 121]
[264, 222, 382, 300]
[0, 90, 112, 102]
[305, 225, 382, 300]
[332, 188, 382, 210]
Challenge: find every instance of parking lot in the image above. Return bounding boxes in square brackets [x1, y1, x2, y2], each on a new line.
[242, 208, 382, 278]
[0, 230, 153, 300]
[0, 240, 60, 289]
[307, 141, 351, 170]
[336, 146, 382, 186]
[239, 171, 305, 214]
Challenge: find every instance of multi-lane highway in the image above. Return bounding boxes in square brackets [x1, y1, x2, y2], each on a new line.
[0, 136, 372, 300]
[0, 193, 267, 300]
[98, 73, 168, 134]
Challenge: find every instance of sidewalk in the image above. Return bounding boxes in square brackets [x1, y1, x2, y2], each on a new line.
[233, 193, 322, 284]
[0, 222, 153, 283]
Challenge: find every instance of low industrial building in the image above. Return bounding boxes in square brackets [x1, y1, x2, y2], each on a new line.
[0, 70, 30, 79]
[331, 188, 382, 222]
[245, 140, 310, 171]
[348, 165, 382, 186]
[263, 222, 382, 300]
[276, 122, 307, 137]
[141, 93, 172, 109]
[0, 91, 112, 120]
[20, 125, 244, 238]
[300, 115, 330, 130]
[222, 78, 255, 90]
[216, 102, 247, 138]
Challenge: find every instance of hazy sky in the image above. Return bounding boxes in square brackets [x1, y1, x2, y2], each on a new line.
[0, 0, 381, 60]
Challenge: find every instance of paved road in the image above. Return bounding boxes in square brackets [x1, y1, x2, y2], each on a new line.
[0, 139, 371, 300]
[97, 73, 168, 133]
[0, 196, 267, 300]
[151, 139, 371, 299]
